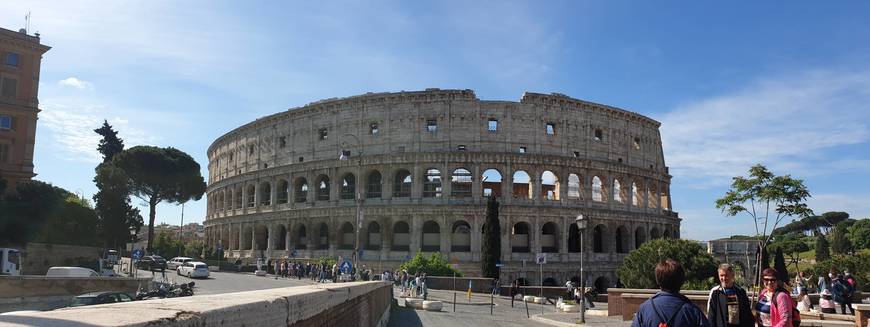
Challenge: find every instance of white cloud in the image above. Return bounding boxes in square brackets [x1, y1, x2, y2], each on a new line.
[807, 193, 870, 219]
[58, 77, 92, 90]
[661, 69, 870, 186]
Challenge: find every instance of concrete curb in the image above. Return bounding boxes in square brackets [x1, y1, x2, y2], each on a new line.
[531, 314, 581, 326]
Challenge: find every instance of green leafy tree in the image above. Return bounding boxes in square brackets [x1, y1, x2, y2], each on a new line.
[112, 146, 206, 252]
[813, 253, 870, 292]
[1, 181, 100, 247]
[815, 233, 831, 262]
[848, 219, 870, 250]
[773, 247, 788, 281]
[399, 252, 462, 277]
[715, 164, 813, 289]
[481, 196, 501, 279]
[617, 238, 718, 290]
[831, 222, 853, 255]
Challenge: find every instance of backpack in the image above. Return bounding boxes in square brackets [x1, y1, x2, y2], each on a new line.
[772, 290, 801, 327]
[650, 297, 690, 327]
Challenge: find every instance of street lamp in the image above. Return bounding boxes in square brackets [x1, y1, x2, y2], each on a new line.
[339, 133, 363, 279]
[574, 214, 588, 324]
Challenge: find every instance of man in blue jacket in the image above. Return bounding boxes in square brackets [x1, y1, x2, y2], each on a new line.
[632, 259, 711, 327]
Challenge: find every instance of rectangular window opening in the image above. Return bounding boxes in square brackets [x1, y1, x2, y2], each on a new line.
[546, 123, 555, 135]
[370, 123, 379, 135]
[488, 119, 498, 132]
[298, 156, 304, 163]
[426, 119, 437, 132]
[518, 147, 526, 154]
[457, 145, 466, 151]
[4, 53, 19, 67]
[573, 151, 580, 158]
[0, 115, 11, 130]
[279, 136, 286, 148]
[319, 128, 328, 140]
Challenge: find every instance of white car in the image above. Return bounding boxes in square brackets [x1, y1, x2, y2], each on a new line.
[176, 261, 209, 278]
[46, 267, 100, 277]
[166, 257, 194, 270]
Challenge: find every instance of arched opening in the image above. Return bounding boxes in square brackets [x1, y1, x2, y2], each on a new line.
[277, 225, 287, 250]
[650, 227, 661, 240]
[317, 223, 329, 250]
[254, 225, 268, 251]
[635, 227, 646, 249]
[366, 171, 382, 199]
[226, 189, 234, 210]
[593, 225, 606, 253]
[451, 168, 472, 198]
[421, 221, 441, 252]
[631, 182, 641, 206]
[277, 179, 289, 204]
[340, 173, 355, 200]
[592, 176, 605, 202]
[648, 185, 659, 208]
[541, 222, 558, 253]
[235, 187, 243, 209]
[422, 168, 442, 198]
[260, 182, 272, 206]
[340, 222, 354, 250]
[661, 191, 671, 211]
[662, 229, 671, 239]
[246, 185, 256, 207]
[515, 278, 529, 287]
[481, 169, 503, 198]
[392, 221, 410, 251]
[615, 226, 629, 253]
[543, 278, 559, 287]
[295, 224, 307, 249]
[594, 276, 610, 293]
[512, 170, 532, 199]
[613, 179, 623, 203]
[366, 221, 381, 250]
[541, 171, 559, 201]
[451, 221, 471, 252]
[567, 173, 581, 199]
[568, 224, 581, 253]
[393, 169, 412, 198]
[218, 192, 225, 211]
[511, 222, 531, 253]
[294, 178, 308, 203]
[316, 175, 330, 201]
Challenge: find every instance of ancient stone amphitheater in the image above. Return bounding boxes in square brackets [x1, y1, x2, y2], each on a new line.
[204, 89, 679, 289]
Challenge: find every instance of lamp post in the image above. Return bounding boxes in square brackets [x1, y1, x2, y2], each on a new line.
[339, 133, 363, 279]
[574, 214, 588, 324]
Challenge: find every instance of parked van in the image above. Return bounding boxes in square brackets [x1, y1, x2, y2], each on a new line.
[0, 248, 21, 276]
[46, 267, 100, 277]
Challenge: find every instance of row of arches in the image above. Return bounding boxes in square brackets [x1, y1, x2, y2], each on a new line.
[207, 168, 671, 215]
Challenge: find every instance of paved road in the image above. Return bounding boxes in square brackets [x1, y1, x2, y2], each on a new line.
[147, 270, 318, 295]
[388, 288, 564, 327]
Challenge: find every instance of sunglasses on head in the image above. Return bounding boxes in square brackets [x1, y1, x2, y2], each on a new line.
[763, 278, 777, 282]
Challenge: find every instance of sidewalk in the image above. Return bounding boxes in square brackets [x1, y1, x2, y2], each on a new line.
[532, 313, 631, 327]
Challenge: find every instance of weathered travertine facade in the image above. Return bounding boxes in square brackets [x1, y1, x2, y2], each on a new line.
[204, 89, 679, 289]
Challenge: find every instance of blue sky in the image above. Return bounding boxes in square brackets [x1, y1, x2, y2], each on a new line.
[2, 1, 868, 240]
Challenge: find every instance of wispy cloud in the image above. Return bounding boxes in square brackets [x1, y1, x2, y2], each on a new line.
[58, 77, 92, 90]
[807, 193, 870, 219]
[662, 69, 870, 187]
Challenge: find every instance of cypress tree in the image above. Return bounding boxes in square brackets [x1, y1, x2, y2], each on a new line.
[815, 233, 831, 262]
[94, 120, 125, 163]
[773, 247, 788, 281]
[92, 121, 142, 249]
[481, 196, 501, 279]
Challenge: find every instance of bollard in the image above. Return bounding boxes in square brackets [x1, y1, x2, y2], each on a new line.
[525, 296, 530, 318]
[453, 293, 456, 313]
[490, 292, 494, 315]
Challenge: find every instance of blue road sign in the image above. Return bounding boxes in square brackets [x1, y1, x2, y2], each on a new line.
[291, 249, 298, 257]
[131, 249, 143, 260]
[340, 260, 353, 274]
[217, 244, 223, 252]
[358, 249, 364, 258]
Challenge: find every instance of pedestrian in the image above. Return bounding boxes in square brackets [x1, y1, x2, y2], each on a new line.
[415, 273, 422, 297]
[491, 278, 500, 296]
[510, 280, 519, 302]
[832, 273, 855, 315]
[793, 272, 809, 295]
[795, 288, 813, 312]
[819, 289, 836, 314]
[631, 259, 711, 327]
[421, 273, 428, 300]
[755, 268, 800, 327]
[706, 263, 753, 327]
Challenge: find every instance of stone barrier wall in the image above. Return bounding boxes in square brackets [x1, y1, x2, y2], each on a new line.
[17, 242, 105, 275]
[0, 275, 151, 313]
[0, 281, 392, 327]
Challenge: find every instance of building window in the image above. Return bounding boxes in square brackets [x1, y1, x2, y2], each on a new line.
[278, 136, 286, 148]
[426, 119, 437, 132]
[298, 156, 304, 163]
[370, 123, 379, 135]
[319, 128, 328, 140]
[457, 145, 466, 151]
[0, 115, 11, 130]
[488, 119, 498, 132]
[4, 53, 19, 67]
[594, 129, 603, 141]
[633, 137, 641, 150]
[248, 145, 254, 155]
[0, 144, 8, 163]
[573, 151, 580, 158]
[1, 78, 17, 97]
[546, 123, 555, 135]
[518, 147, 526, 154]
[229, 153, 233, 161]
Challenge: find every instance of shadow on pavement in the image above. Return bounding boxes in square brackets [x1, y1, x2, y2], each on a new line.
[387, 301, 423, 327]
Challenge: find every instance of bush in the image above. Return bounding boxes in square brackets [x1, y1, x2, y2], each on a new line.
[617, 238, 718, 290]
[399, 252, 462, 277]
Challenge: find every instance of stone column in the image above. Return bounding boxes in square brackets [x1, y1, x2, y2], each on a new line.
[411, 165, 423, 200]
[285, 222, 292, 251]
[471, 213, 482, 260]
[502, 163, 512, 205]
[266, 224, 273, 252]
[238, 223, 244, 251]
[532, 169, 542, 205]
[471, 164, 482, 203]
[441, 216, 450, 255]
[381, 217, 391, 259]
[533, 217, 541, 254]
[560, 217, 569, 256]
[501, 217, 511, 261]
[250, 223, 256, 251]
[410, 215, 421, 253]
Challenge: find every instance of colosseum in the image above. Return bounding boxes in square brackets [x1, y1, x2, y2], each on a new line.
[203, 89, 679, 290]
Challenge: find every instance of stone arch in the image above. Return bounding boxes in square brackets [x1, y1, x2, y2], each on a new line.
[451, 220, 471, 252]
[241, 225, 253, 250]
[259, 181, 272, 206]
[613, 179, 624, 203]
[541, 170, 560, 201]
[294, 224, 307, 249]
[615, 225, 630, 253]
[451, 168, 472, 198]
[511, 222, 531, 253]
[421, 220, 441, 252]
[593, 224, 607, 253]
[481, 168, 503, 198]
[568, 223, 581, 253]
[366, 221, 381, 250]
[650, 227, 661, 240]
[393, 169, 412, 198]
[218, 191, 225, 211]
[294, 178, 308, 203]
[594, 276, 610, 293]
[234, 186, 243, 208]
[316, 175, 330, 201]
[512, 170, 532, 199]
[317, 222, 329, 250]
[276, 224, 287, 250]
[567, 173, 581, 200]
[422, 168, 442, 198]
[541, 222, 558, 253]
[635, 226, 646, 249]
[592, 176, 605, 202]
[392, 221, 410, 251]
[340, 222, 354, 250]
[543, 277, 559, 287]
[340, 173, 356, 200]
[254, 225, 268, 251]
[246, 184, 256, 207]
[277, 179, 289, 204]
[366, 170, 383, 199]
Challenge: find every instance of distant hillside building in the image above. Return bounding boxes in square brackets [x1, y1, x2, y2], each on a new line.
[0, 27, 50, 194]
